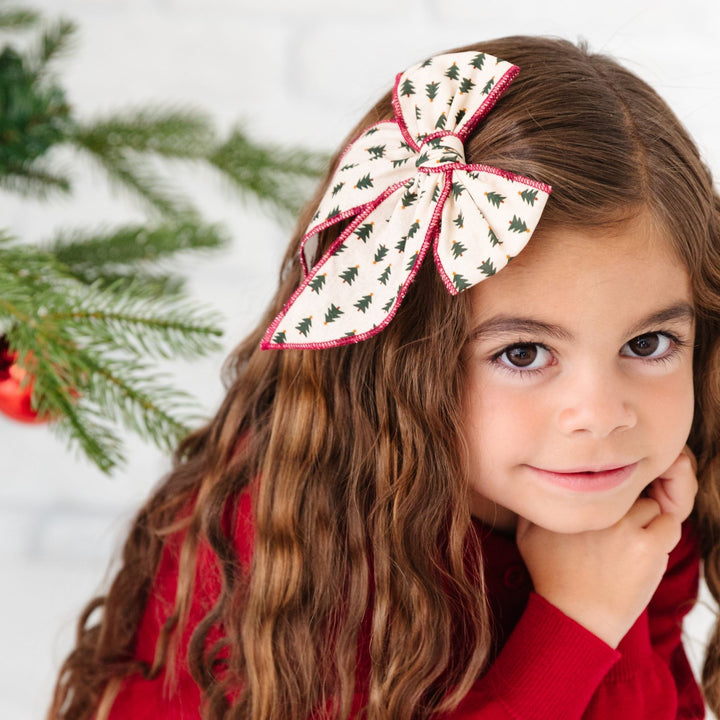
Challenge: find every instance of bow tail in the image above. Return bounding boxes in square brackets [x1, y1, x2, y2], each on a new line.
[262, 175, 443, 349]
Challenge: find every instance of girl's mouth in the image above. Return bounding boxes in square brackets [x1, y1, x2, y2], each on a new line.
[526, 462, 639, 492]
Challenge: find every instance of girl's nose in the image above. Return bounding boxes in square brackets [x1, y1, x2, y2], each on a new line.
[556, 370, 637, 438]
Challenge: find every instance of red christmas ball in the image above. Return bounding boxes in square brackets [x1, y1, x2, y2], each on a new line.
[0, 340, 50, 424]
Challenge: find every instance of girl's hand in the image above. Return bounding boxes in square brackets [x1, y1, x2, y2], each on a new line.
[645, 446, 697, 522]
[516, 448, 698, 649]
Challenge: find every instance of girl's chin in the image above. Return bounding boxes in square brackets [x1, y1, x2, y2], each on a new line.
[526, 505, 630, 534]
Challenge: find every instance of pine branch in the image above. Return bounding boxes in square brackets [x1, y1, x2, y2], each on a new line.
[0, 160, 71, 197]
[209, 126, 329, 221]
[13, 337, 125, 473]
[81, 147, 201, 219]
[0, 7, 40, 31]
[50, 282, 225, 360]
[57, 269, 187, 298]
[47, 220, 228, 270]
[0, 239, 224, 472]
[1, 245, 224, 360]
[32, 17, 78, 69]
[72, 105, 217, 159]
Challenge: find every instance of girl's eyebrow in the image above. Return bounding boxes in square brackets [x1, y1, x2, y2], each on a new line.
[625, 302, 695, 337]
[470, 302, 695, 341]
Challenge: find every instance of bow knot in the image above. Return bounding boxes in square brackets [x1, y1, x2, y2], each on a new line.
[415, 134, 465, 171]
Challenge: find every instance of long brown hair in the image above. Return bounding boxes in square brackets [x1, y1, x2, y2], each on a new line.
[49, 36, 720, 719]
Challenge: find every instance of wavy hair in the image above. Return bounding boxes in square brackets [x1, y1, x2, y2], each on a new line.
[49, 36, 720, 719]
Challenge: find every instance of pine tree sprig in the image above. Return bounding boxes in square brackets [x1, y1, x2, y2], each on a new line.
[0, 7, 41, 31]
[82, 147, 202, 220]
[48, 221, 229, 274]
[32, 17, 78, 69]
[72, 105, 217, 159]
[209, 126, 330, 221]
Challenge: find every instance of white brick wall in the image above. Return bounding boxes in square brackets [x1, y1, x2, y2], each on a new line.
[2, 1, 719, 717]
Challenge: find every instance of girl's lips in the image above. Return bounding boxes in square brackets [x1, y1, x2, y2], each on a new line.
[526, 462, 639, 492]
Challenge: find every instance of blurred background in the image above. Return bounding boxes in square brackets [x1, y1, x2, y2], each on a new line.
[2, 1, 719, 717]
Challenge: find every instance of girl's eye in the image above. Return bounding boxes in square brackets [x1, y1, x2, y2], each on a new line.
[621, 332, 672, 359]
[495, 343, 553, 371]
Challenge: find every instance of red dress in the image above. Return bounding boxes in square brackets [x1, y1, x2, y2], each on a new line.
[107, 491, 706, 719]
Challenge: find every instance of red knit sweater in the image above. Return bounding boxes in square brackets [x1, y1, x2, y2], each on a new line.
[106, 491, 705, 718]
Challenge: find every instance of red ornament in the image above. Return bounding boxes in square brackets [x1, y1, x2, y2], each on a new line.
[0, 338, 50, 424]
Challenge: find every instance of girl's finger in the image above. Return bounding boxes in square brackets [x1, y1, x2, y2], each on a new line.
[647, 447, 698, 520]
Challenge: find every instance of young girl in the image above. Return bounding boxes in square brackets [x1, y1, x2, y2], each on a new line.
[49, 36, 720, 719]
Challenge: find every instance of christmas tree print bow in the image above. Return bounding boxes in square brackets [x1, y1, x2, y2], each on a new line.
[262, 50, 551, 350]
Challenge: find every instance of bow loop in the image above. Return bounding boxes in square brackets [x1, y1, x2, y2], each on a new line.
[395, 52, 520, 145]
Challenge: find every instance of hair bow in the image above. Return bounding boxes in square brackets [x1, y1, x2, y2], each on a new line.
[262, 50, 551, 350]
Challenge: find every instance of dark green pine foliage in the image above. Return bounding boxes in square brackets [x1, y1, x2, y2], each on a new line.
[382, 296, 395, 313]
[509, 215, 529, 233]
[445, 63, 460, 80]
[354, 294, 373, 313]
[479, 259, 497, 276]
[340, 265, 360, 285]
[309, 273, 327, 293]
[425, 81, 440, 101]
[453, 212, 464, 229]
[326, 206, 341, 219]
[482, 78, 495, 95]
[373, 244, 388, 264]
[452, 273, 471, 291]
[455, 108, 466, 125]
[272, 330, 287, 344]
[435, 112, 447, 130]
[431, 184, 441, 203]
[470, 53, 486, 70]
[296, 316, 313, 336]
[365, 127, 379, 135]
[488, 227, 501, 246]
[367, 145, 386, 159]
[392, 157, 409, 168]
[451, 240, 467, 259]
[331, 181, 345, 196]
[400, 78, 415, 96]
[324, 304, 343, 324]
[355, 173, 373, 190]
[354, 223, 374, 242]
[377, 264, 392, 285]
[520, 188, 538, 206]
[458, 77, 475, 94]
[415, 105, 422, 120]
[340, 162, 358, 171]
[485, 191, 506, 208]
[0, 5, 329, 473]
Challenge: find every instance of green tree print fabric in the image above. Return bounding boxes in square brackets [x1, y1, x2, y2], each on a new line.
[263, 51, 551, 350]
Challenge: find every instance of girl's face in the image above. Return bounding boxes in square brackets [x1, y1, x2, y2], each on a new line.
[462, 214, 695, 534]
